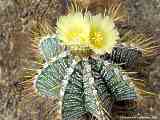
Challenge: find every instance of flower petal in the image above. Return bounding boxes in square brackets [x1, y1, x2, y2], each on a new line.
[89, 14, 119, 54]
[56, 12, 90, 47]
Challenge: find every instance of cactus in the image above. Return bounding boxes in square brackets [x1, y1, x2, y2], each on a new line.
[29, 36, 137, 119]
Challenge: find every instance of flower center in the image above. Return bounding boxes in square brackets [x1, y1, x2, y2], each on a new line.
[90, 32, 104, 48]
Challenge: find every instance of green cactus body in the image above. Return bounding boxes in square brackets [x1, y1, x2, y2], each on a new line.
[110, 46, 142, 66]
[62, 61, 97, 120]
[36, 56, 73, 97]
[90, 58, 137, 101]
[88, 58, 114, 112]
[29, 36, 137, 119]
[39, 36, 64, 62]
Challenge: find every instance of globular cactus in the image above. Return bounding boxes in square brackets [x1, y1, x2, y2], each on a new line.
[28, 36, 137, 120]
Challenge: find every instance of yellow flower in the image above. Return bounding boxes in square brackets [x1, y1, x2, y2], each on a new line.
[56, 12, 90, 48]
[89, 14, 119, 54]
